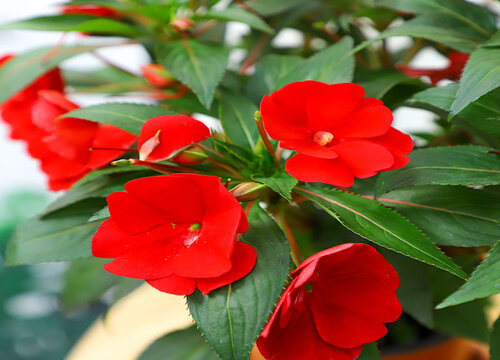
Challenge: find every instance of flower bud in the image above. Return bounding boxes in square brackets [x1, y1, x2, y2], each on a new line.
[141, 64, 175, 87]
[172, 145, 208, 165]
[231, 182, 267, 202]
[171, 16, 193, 32]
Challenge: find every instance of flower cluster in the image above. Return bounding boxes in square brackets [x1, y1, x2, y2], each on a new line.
[0, 56, 136, 190]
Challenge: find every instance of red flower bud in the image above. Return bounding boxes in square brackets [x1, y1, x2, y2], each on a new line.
[260, 81, 414, 186]
[257, 243, 401, 359]
[92, 174, 256, 295]
[230, 182, 267, 202]
[171, 16, 193, 32]
[171, 145, 208, 165]
[141, 64, 175, 87]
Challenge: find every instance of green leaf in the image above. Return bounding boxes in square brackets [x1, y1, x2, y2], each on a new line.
[375, 0, 496, 52]
[245, 0, 304, 16]
[246, 54, 302, 102]
[491, 316, 500, 360]
[376, 146, 500, 196]
[437, 240, 500, 308]
[218, 90, 259, 149]
[197, 7, 274, 34]
[187, 205, 290, 360]
[296, 186, 467, 279]
[155, 39, 229, 108]
[252, 173, 298, 202]
[357, 343, 381, 360]
[379, 186, 500, 247]
[5, 200, 104, 266]
[450, 48, 500, 116]
[0, 44, 117, 105]
[0, 15, 140, 36]
[64, 103, 174, 136]
[484, 29, 500, 48]
[138, 327, 217, 360]
[354, 68, 419, 99]
[274, 37, 355, 89]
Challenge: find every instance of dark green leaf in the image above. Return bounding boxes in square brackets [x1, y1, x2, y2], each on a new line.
[246, 54, 302, 102]
[380, 186, 500, 246]
[357, 343, 381, 360]
[437, 241, 500, 308]
[187, 205, 290, 360]
[245, 0, 304, 16]
[218, 90, 259, 149]
[451, 48, 500, 115]
[274, 37, 355, 89]
[63, 66, 142, 91]
[491, 316, 500, 360]
[252, 173, 297, 202]
[5, 200, 104, 266]
[197, 7, 274, 34]
[138, 327, 217, 360]
[296, 186, 467, 279]
[484, 30, 500, 48]
[355, 69, 419, 99]
[376, 146, 500, 196]
[64, 103, 174, 136]
[0, 44, 116, 105]
[155, 39, 229, 108]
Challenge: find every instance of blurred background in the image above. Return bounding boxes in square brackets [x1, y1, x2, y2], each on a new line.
[1, 1, 498, 359]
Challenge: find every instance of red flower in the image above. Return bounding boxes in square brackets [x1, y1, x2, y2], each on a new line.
[92, 174, 256, 295]
[398, 51, 469, 86]
[141, 64, 175, 87]
[61, 4, 121, 18]
[138, 115, 210, 162]
[260, 81, 413, 186]
[257, 243, 401, 360]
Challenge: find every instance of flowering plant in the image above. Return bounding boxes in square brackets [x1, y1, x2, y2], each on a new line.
[1, 0, 499, 359]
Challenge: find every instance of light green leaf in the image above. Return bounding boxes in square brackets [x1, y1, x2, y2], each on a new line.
[451, 48, 500, 115]
[187, 205, 290, 360]
[296, 186, 467, 279]
[253, 173, 298, 202]
[64, 103, 174, 136]
[376, 146, 500, 196]
[155, 39, 229, 108]
[218, 90, 259, 149]
[198, 7, 274, 34]
[0, 44, 118, 105]
[5, 200, 104, 266]
[138, 327, 217, 360]
[274, 37, 355, 89]
[437, 241, 500, 308]
[380, 186, 500, 247]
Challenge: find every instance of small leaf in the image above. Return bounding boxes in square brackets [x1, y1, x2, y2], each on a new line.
[491, 316, 500, 360]
[0, 44, 118, 105]
[218, 90, 259, 149]
[379, 186, 500, 247]
[155, 39, 229, 108]
[253, 173, 298, 202]
[245, 0, 304, 16]
[376, 146, 500, 196]
[187, 205, 290, 360]
[5, 200, 105, 266]
[274, 37, 355, 89]
[357, 343, 381, 360]
[64, 103, 174, 136]
[198, 7, 274, 34]
[437, 240, 500, 308]
[296, 186, 467, 279]
[138, 327, 218, 360]
[355, 68, 418, 99]
[450, 48, 500, 115]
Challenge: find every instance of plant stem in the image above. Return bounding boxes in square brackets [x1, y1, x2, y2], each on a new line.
[239, 34, 271, 74]
[254, 112, 279, 163]
[278, 211, 301, 266]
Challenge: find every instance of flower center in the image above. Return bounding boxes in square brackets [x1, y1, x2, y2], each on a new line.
[183, 223, 201, 246]
[312, 131, 334, 146]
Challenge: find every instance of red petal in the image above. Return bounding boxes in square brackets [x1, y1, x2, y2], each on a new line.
[173, 241, 232, 278]
[285, 154, 354, 186]
[305, 83, 365, 133]
[147, 274, 196, 295]
[124, 175, 205, 225]
[280, 138, 338, 159]
[332, 140, 394, 178]
[371, 127, 414, 155]
[106, 191, 167, 234]
[196, 242, 257, 294]
[87, 124, 137, 169]
[137, 115, 210, 162]
[260, 81, 327, 140]
[40, 154, 88, 182]
[335, 98, 393, 138]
